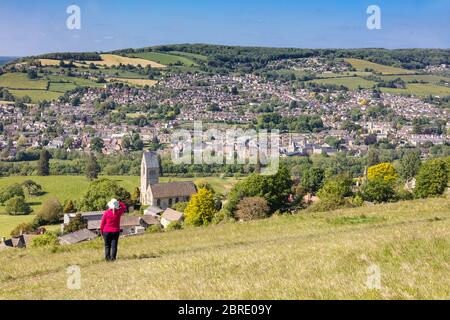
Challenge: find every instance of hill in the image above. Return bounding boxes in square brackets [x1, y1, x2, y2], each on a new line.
[0, 197, 448, 299]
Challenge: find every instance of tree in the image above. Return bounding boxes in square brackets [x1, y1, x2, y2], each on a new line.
[184, 188, 217, 226]
[399, 150, 421, 181]
[130, 187, 140, 205]
[85, 153, 100, 181]
[414, 159, 448, 198]
[0, 184, 25, 204]
[27, 69, 38, 80]
[80, 178, 131, 211]
[235, 197, 270, 221]
[313, 175, 353, 211]
[21, 180, 43, 196]
[361, 179, 396, 203]
[63, 200, 77, 213]
[367, 163, 398, 183]
[90, 137, 104, 153]
[36, 197, 63, 225]
[37, 149, 50, 176]
[63, 214, 87, 234]
[5, 196, 32, 215]
[301, 167, 325, 194]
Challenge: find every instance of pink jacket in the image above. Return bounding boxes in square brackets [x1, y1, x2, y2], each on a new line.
[100, 201, 127, 234]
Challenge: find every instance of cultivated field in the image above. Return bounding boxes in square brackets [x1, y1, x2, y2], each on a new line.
[308, 76, 378, 90]
[0, 175, 237, 237]
[130, 52, 197, 66]
[345, 58, 415, 75]
[108, 78, 158, 87]
[0, 73, 48, 90]
[0, 197, 448, 299]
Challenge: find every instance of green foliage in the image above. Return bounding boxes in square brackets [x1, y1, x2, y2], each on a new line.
[4, 196, 32, 215]
[10, 222, 35, 237]
[311, 174, 354, 212]
[301, 167, 325, 194]
[80, 178, 131, 211]
[172, 201, 188, 213]
[85, 153, 100, 181]
[37, 149, 50, 176]
[31, 233, 59, 248]
[414, 159, 448, 198]
[361, 179, 396, 203]
[0, 183, 25, 204]
[146, 224, 163, 234]
[225, 166, 293, 214]
[165, 221, 183, 231]
[36, 197, 63, 225]
[21, 180, 43, 196]
[63, 200, 77, 213]
[184, 188, 217, 226]
[63, 214, 87, 234]
[235, 197, 270, 221]
[399, 150, 422, 181]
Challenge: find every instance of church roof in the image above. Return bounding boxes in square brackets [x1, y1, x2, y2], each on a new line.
[143, 151, 159, 169]
[149, 182, 197, 199]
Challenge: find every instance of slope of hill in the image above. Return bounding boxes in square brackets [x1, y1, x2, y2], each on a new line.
[0, 197, 448, 300]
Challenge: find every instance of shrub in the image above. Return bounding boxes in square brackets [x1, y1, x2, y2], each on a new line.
[361, 179, 396, 203]
[166, 221, 183, 231]
[310, 175, 353, 212]
[301, 167, 325, 193]
[184, 188, 217, 226]
[368, 163, 399, 183]
[36, 197, 63, 225]
[31, 233, 59, 248]
[63, 214, 87, 234]
[0, 184, 25, 204]
[10, 222, 35, 237]
[21, 180, 43, 196]
[212, 209, 234, 224]
[235, 197, 270, 221]
[63, 200, 77, 213]
[146, 224, 163, 234]
[5, 196, 32, 215]
[172, 201, 188, 213]
[414, 159, 448, 198]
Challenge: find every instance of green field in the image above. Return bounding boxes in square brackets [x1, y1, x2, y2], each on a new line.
[345, 58, 415, 75]
[8, 89, 62, 102]
[168, 51, 208, 62]
[308, 76, 378, 90]
[130, 52, 198, 66]
[0, 197, 448, 299]
[380, 83, 450, 97]
[0, 73, 48, 90]
[0, 175, 237, 237]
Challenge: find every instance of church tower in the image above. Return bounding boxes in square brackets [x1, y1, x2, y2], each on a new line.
[140, 151, 160, 204]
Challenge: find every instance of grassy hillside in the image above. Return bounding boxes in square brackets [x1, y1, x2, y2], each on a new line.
[344, 58, 415, 75]
[130, 52, 198, 66]
[0, 197, 448, 299]
[0, 175, 237, 237]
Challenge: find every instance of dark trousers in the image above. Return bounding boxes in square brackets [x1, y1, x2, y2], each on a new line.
[103, 232, 120, 261]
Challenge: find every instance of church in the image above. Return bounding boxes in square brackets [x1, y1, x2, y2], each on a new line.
[140, 151, 197, 209]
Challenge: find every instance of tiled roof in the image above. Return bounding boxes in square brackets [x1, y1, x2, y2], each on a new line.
[150, 182, 197, 199]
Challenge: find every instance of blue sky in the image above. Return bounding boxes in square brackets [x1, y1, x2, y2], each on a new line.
[0, 0, 449, 56]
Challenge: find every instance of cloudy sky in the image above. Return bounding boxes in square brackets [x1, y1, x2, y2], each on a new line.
[0, 0, 449, 56]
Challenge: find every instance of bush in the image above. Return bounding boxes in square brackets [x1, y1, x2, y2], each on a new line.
[310, 175, 354, 212]
[10, 222, 35, 237]
[235, 197, 270, 221]
[146, 224, 163, 234]
[368, 163, 399, 183]
[361, 179, 396, 203]
[4, 196, 32, 215]
[212, 209, 234, 224]
[31, 233, 59, 248]
[414, 159, 448, 198]
[0, 184, 25, 204]
[184, 188, 217, 226]
[301, 167, 325, 193]
[63, 200, 77, 213]
[166, 221, 183, 231]
[36, 197, 63, 225]
[172, 201, 188, 213]
[63, 214, 87, 234]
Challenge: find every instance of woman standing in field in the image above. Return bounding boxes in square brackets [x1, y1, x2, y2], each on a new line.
[100, 199, 127, 261]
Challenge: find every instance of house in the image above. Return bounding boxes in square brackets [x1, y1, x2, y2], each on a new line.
[64, 211, 103, 225]
[59, 229, 98, 245]
[160, 208, 184, 228]
[144, 206, 164, 216]
[0, 234, 36, 249]
[140, 152, 197, 209]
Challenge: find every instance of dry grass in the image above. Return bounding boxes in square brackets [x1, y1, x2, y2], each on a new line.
[39, 55, 165, 69]
[0, 197, 448, 300]
[108, 78, 158, 87]
[345, 58, 415, 75]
